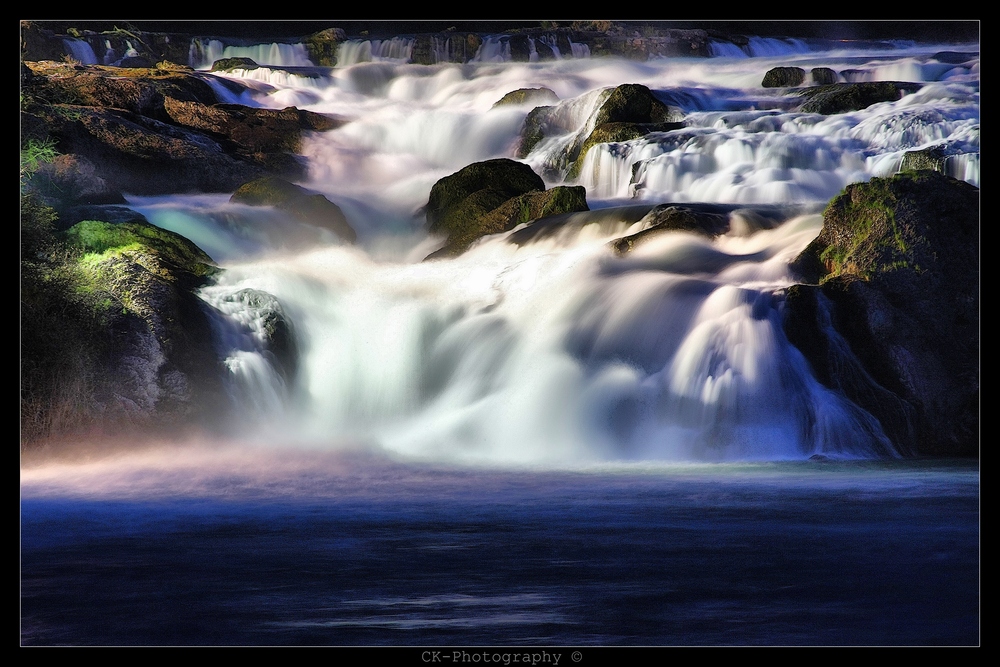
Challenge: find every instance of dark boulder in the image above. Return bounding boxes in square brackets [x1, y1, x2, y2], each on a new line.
[762, 67, 805, 87]
[231, 176, 357, 243]
[931, 51, 978, 64]
[424, 159, 588, 258]
[425, 158, 545, 231]
[302, 28, 346, 67]
[427, 185, 589, 259]
[593, 83, 683, 127]
[797, 82, 922, 114]
[810, 67, 838, 85]
[786, 171, 979, 456]
[492, 87, 559, 108]
[211, 57, 260, 72]
[899, 146, 947, 174]
[58, 219, 225, 432]
[610, 205, 730, 255]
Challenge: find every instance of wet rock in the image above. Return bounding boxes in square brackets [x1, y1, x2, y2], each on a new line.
[797, 82, 922, 114]
[762, 67, 805, 87]
[786, 171, 979, 456]
[492, 87, 559, 108]
[810, 67, 838, 85]
[231, 176, 357, 243]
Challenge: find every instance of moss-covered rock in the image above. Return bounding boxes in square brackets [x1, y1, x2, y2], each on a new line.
[231, 176, 357, 243]
[609, 205, 730, 255]
[303, 28, 346, 67]
[425, 158, 545, 231]
[427, 185, 589, 258]
[211, 57, 260, 72]
[797, 82, 922, 115]
[424, 159, 587, 258]
[762, 66, 806, 87]
[492, 87, 559, 108]
[899, 146, 947, 174]
[786, 171, 979, 456]
[22, 213, 226, 445]
[593, 83, 682, 127]
[810, 67, 838, 85]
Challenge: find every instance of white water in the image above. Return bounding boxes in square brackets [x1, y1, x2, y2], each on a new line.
[144, 40, 978, 465]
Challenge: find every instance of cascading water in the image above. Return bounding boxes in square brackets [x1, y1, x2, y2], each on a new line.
[188, 38, 313, 69]
[151, 40, 977, 464]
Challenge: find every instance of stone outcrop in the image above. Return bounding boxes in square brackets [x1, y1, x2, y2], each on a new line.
[784, 171, 979, 456]
[424, 159, 589, 258]
[797, 82, 923, 114]
[230, 176, 357, 243]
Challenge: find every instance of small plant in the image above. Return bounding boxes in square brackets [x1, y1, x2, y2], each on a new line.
[20, 137, 58, 185]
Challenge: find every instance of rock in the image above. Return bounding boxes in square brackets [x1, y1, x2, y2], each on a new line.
[427, 185, 589, 259]
[211, 57, 260, 72]
[593, 83, 682, 127]
[516, 105, 558, 157]
[27, 104, 274, 194]
[797, 82, 922, 114]
[932, 51, 978, 64]
[231, 176, 357, 243]
[762, 67, 805, 87]
[568, 121, 684, 179]
[302, 28, 345, 66]
[60, 219, 225, 431]
[425, 158, 545, 231]
[222, 289, 298, 383]
[20, 62, 340, 194]
[492, 87, 559, 108]
[810, 67, 838, 85]
[517, 83, 684, 171]
[786, 171, 979, 456]
[30, 153, 126, 206]
[609, 205, 730, 255]
[899, 146, 947, 174]
[424, 159, 588, 258]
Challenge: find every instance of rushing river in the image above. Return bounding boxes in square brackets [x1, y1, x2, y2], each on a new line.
[22, 31, 979, 645]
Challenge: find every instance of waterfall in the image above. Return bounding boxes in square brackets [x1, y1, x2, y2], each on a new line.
[188, 38, 313, 69]
[62, 38, 98, 65]
[177, 40, 978, 462]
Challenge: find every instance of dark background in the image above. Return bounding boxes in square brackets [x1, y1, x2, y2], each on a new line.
[24, 20, 980, 43]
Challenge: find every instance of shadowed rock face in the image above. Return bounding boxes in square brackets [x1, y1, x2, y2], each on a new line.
[231, 176, 357, 243]
[762, 66, 805, 87]
[785, 171, 979, 456]
[20, 61, 344, 195]
[424, 160, 589, 259]
[796, 81, 923, 114]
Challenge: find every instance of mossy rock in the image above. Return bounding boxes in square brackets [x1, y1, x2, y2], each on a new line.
[899, 146, 947, 174]
[427, 185, 589, 258]
[762, 67, 805, 87]
[425, 158, 545, 231]
[593, 83, 682, 127]
[231, 176, 357, 243]
[303, 27, 346, 67]
[785, 170, 979, 456]
[810, 67, 838, 85]
[797, 82, 922, 115]
[492, 87, 559, 108]
[65, 219, 217, 286]
[516, 105, 557, 157]
[211, 57, 260, 72]
[610, 205, 730, 255]
[568, 121, 684, 179]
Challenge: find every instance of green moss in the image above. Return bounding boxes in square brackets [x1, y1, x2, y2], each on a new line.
[65, 220, 216, 278]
